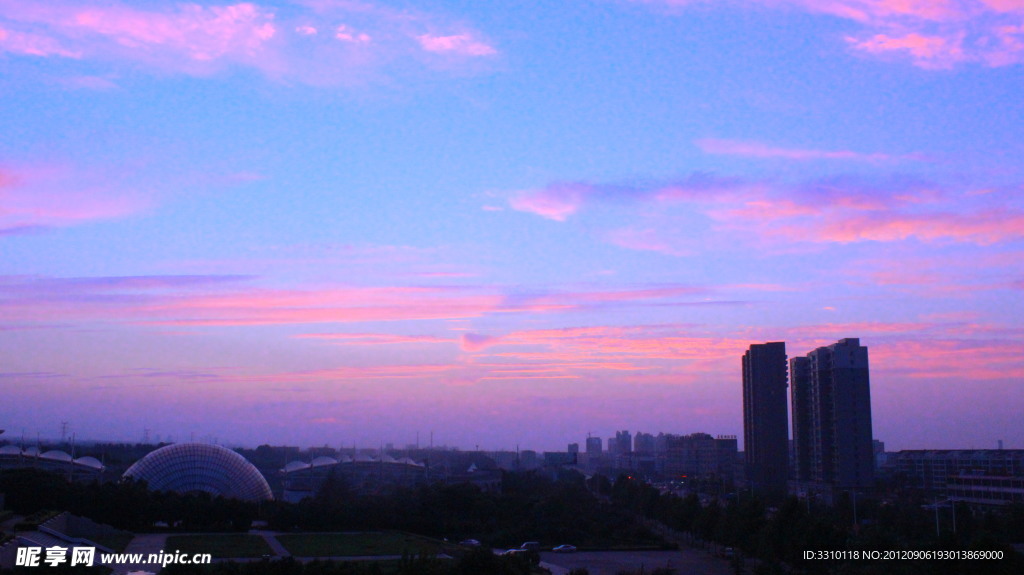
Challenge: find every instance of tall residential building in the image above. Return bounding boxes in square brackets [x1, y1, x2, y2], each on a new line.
[790, 356, 813, 482]
[742, 342, 790, 497]
[613, 430, 632, 455]
[791, 338, 874, 490]
[634, 432, 656, 454]
[585, 436, 602, 456]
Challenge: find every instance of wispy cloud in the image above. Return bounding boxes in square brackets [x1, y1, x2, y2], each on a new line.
[507, 173, 1024, 248]
[625, 0, 1024, 68]
[509, 182, 596, 221]
[0, 274, 715, 328]
[507, 174, 744, 222]
[696, 138, 922, 162]
[0, 164, 148, 235]
[294, 332, 453, 345]
[416, 33, 496, 56]
[0, 0, 498, 84]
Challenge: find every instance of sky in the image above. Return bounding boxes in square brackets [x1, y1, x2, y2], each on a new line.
[1, 0, 1022, 453]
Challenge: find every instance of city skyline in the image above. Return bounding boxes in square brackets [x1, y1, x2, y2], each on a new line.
[2, 0, 1023, 452]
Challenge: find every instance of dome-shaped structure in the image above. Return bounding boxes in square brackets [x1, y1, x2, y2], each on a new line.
[123, 443, 272, 501]
[283, 460, 311, 473]
[311, 456, 338, 468]
[74, 456, 105, 470]
[41, 450, 73, 463]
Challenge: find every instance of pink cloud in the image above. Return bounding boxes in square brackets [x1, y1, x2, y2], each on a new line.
[984, 0, 1024, 11]
[847, 32, 966, 67]
[691, 177, 1024, 246]
[335, 24, 370, 43]
[726, 195, 1024, 246]
[509, 183, 595, 221]
[460, 332, 501, 351]
[416, 33, 496, 56]
[840, 250, 1021, 295]
[0, 23, 81, 57]
[463, 325, 751, 365]
[523, 285, 706, 307]
[696, 138, 919, 162]
[630, 0, 1024, 67]
[0, 1, 277, 72]
[811, 209, 1024, 243]
[0, 164, 147, 234]
[1, 274, 714, 328]
[506, 174, 751, 222]
[511, 174, 1024, 250]
[871, 338, 1024, 380]
[294, 332, 452, 345]
[0, 0, 497, 82]
[787, 0, 966, 22]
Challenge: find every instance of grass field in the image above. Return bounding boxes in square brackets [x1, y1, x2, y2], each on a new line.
[275, 531, 448, 557]
[165, 534, 274, 558]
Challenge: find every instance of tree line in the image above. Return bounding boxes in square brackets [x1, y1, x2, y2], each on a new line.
[602, 474, 1024, 575]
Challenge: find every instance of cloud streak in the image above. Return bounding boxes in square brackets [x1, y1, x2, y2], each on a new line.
[0, 165, 149, 235]
[696, 138, 922, 162]
[0, 275, 714, 328]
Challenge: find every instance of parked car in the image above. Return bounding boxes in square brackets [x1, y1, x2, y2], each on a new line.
[520, 541, 541, 551]
[552, 544, 577, 553]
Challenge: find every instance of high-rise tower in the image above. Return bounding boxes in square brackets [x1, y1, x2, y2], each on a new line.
[791, 338, 874, 490]
[742, 342, 790, 497]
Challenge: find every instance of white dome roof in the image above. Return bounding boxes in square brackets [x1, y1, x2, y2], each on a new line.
[311, 456, 338, 468]
[283, 460, 311, 473]
[74, 456, 104, 470]
[41, 450, 73, 462]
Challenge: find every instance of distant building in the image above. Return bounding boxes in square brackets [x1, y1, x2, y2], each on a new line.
[617, 430, 632, 453]
[280, 449, 478, 502]
[0, 445, 106, 482]
[791, 338, 874, 491]
[585, 436, 602, 455]
[544, 451, 576, 466]
[519, 449, 539, 469]
[634, 432, 655, 454]
[893, 449, 1024, 505]
[742, 342, 790, 497]
[873, 439, 888, 468]
[663, 433, 737, 481]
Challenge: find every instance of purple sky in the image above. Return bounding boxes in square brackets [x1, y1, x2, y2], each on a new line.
[1, 0, 1023, 452]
